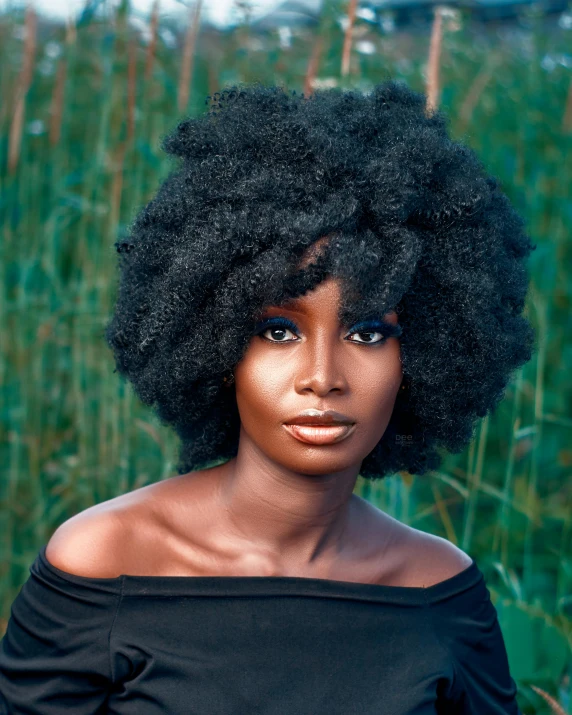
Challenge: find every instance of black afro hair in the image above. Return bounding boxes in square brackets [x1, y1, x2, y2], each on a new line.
[105, 79, 536, 480]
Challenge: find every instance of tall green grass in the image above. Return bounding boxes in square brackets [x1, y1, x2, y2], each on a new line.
[0, 1, 571, 711]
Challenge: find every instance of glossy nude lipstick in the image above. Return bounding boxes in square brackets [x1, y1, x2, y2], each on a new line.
[282, 409, 356, 445]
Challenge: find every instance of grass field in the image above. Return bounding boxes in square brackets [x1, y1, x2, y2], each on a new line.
[1, 1, 571, 711]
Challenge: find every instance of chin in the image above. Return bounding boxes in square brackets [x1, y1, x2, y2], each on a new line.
[273, 449, 365, 477]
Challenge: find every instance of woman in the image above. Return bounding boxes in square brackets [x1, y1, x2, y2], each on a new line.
[0, 81, 534, 714]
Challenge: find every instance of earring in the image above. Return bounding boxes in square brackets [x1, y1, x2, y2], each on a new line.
[223, 370, 235, 386]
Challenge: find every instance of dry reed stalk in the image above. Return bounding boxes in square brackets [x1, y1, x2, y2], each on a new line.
[304, 35, 324, 97]
[0, 21, 13, 127]
[178, 0, 203, 113]
[49, 17, 76, 147]
[562, 76, 572, 134]
[429, 479, 458, 543]
[145, 0, 160, 83]
[426, 5, 444, 115]
[127, 35, 137, 144]
[49, 58, 66, 147]
[458, 53, 499, 133]
[207, 47, 219, 96]
[529, 685, 567, 715]
[8, 91, 25, 175]
[20, 5, 36, 90]
[65, 12, 77, 45]
[341, 0, 358, 78]
[8, 4, 37, 174]
[0, 75, 11, 127]
[110, 140, 128, 235]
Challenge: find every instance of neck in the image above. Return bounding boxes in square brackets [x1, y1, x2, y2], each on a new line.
[214, 427, 361, 571]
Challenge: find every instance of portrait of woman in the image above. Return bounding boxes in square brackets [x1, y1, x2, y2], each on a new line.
[0, 80, 535, 713]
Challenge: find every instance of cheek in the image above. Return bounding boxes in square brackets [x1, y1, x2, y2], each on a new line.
[351, 344, 403, 448]
[233, 348, 289, 425]
[354, 342, 403, 404]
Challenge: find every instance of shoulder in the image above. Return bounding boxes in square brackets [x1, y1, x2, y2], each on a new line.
[377, 510, 474, 588]
[400, 526, 474, 588]
[45, 501, 138, 579]
[356, 498, 474, 588]
[43, 468, 221, 579]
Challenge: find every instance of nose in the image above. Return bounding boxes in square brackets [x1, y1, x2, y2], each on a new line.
[294, 333, 348, 397]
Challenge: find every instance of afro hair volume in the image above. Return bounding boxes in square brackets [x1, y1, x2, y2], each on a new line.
[105, 80, 536, 480]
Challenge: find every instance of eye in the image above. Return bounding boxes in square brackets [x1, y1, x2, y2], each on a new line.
[345, 320, 402, 345]
[255, 317, 300, 343]
[253, 317, 402, 345]
[347, 330, 386, 345]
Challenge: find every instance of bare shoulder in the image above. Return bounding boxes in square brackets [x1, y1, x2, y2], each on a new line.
[399, 523, 474, 588]
[43, 467, 219, 579]
[354, 497, 473, 588]
[44, 500, 139, 579]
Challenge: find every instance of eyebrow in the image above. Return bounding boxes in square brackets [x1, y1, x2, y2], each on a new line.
[259, 306, 398, 327]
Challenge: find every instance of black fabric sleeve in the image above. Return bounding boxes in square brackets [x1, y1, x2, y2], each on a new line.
[426, 574, 521, 715]
[0, 548, 123, 714]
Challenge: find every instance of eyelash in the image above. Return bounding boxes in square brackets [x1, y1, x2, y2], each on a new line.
[255, 317, 402, 345]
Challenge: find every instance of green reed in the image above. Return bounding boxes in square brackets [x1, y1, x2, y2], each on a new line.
[0, 1, 571, 711]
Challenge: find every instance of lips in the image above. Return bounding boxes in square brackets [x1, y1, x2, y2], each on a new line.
[284, 409, 354, 426]
[283, 409, 356, 445]
[283, 423, 356, 445]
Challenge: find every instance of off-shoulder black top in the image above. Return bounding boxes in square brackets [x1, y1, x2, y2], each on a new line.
[0, 544, 521, 714]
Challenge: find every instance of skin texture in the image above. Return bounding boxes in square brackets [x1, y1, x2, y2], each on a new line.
[47, 272, 413, 581]
[47, 237, 473, 583]
[145, 243, 405, 578]
[223, 275, 401, 565]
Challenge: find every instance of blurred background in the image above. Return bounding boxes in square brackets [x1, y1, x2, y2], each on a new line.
[0, 0, 571, 711]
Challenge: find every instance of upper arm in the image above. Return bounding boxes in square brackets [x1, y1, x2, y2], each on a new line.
[45, 508, 128, 579]
[0, 511, 125, 712]
[429, 570, 521, 714]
